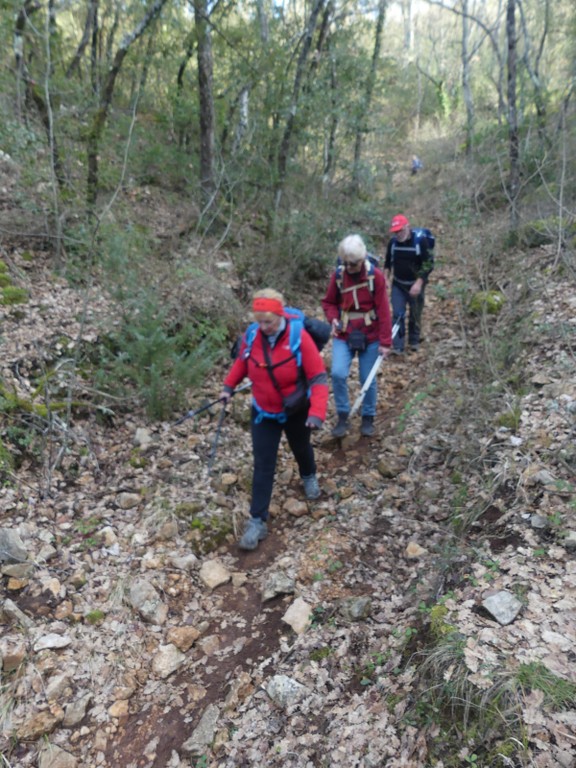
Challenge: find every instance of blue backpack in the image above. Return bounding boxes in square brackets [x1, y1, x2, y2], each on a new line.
[238, 308, 330, 425]
[391, 228, 435, 259]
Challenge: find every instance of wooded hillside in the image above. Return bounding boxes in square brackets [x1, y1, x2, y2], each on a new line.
[1, 1, 575, 767]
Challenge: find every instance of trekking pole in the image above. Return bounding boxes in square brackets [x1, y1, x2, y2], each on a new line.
[350, 355, 384, 418]
[173, 380, 252, 426]
[349, 321, 401, 419]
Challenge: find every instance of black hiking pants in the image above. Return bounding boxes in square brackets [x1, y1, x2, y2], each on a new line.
[391, 280, 425, 351]
[249, 407, 316, 521]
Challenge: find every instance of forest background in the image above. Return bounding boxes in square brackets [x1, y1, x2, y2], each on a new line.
[1, 0, 576, 767]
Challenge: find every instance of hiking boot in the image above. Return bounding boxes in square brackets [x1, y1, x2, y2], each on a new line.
[331, 413, 349, 438]
[409, 344, 419, 353]
[302, 474, 321, 500]
[361, 415, 375, 437]
[238, 518, 268, 550]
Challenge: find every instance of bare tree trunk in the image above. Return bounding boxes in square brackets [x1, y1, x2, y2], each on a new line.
[86, 0, 167, 207]
[517, 0, 549, 144]
[175, 40, 194, 148]
[66, 0, 98, 79]
[430, 0, 506, 123]
[90, 0, 99, 96]
[401, 0, 412, 51]
[255, 0, 269, 44]
[506, 0, 519, 232]
[228, 86, 249, 155]
[274, 0, 326, 215]
[461, 0, 474, 157]
[352, 0, 387, 194]
[14, 0, 41, 121]
[322, 53, 338, 189]
[194, 0, 216, 204]
[14, 0, 66, 189]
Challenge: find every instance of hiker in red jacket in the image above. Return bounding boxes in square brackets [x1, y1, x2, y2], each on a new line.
[321, 234, 392, 438]
[220, 288, 328, 550]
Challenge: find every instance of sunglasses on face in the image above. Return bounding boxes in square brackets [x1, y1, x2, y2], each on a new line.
[343, 260, 361, 267]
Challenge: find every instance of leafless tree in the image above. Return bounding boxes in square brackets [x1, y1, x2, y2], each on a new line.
[507, 0, 519, 231]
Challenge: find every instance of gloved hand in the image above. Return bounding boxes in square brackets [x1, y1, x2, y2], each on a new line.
[220, 386, 233, 403]
[305, 416, 323, 430]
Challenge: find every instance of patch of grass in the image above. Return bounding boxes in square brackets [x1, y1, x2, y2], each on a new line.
[71, 516, 102, 551]
[1, 286, 28, 305]
[516, 662, 576, 709]
[398, 629, 572, 766]
[0, 436, 14, 483]
[495, 407, 521, 431]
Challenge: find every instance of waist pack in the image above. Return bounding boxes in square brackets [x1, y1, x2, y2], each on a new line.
[347, 329, 368, 353]
[282, 382, 310, 417]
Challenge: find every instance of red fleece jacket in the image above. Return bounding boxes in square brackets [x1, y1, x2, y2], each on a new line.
[321, 264, 392, 347]
[224, 322, 329, 421]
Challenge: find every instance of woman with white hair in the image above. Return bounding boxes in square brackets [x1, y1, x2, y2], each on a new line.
[321, 234, 392, 438]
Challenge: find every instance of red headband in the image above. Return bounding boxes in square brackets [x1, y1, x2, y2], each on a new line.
[252, 297, 284, 316]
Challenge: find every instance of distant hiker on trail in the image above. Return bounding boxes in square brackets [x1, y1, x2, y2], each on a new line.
[321, 234, 392, 439]
[384, 214, 435, 355]
[220, 288, 329, 551]
[411, 155, 423, 175]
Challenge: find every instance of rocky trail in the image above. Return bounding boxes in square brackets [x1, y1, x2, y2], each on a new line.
[1, 216, 576, 768]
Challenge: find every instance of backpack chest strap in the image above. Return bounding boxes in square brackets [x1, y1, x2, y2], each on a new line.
[339, 279, 374, 309]
[341, 309, 376, 331]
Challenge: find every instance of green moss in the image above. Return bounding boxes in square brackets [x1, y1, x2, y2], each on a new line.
[174, 501, 204, 519]
[0, 259, 7, 272]
[129, 449, 148, 469]
[429, 605, 458, 639]
[187, 514, 233, 555]
[310, 647, 333, 662]
[468, 290, 505, 315]
[85, 610, 106, 625]
[0, 274, 11, 287]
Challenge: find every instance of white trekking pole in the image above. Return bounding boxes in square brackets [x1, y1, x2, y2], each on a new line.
[348, 321, 400, 419]
[349, 355, 384, 418]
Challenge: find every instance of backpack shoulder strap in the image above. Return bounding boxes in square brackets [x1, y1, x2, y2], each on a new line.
[242, 322, 259, 359]
[286, 315, 303, 367]
[365, 258, 375, 293]
[335, 262, 375, 293]
[335, 264, 345, 292]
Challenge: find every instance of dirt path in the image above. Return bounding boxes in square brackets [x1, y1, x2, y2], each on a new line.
[97, 286, 453, 767]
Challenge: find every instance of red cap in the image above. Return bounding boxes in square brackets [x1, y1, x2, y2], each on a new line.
[390, 214, 409, 232]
